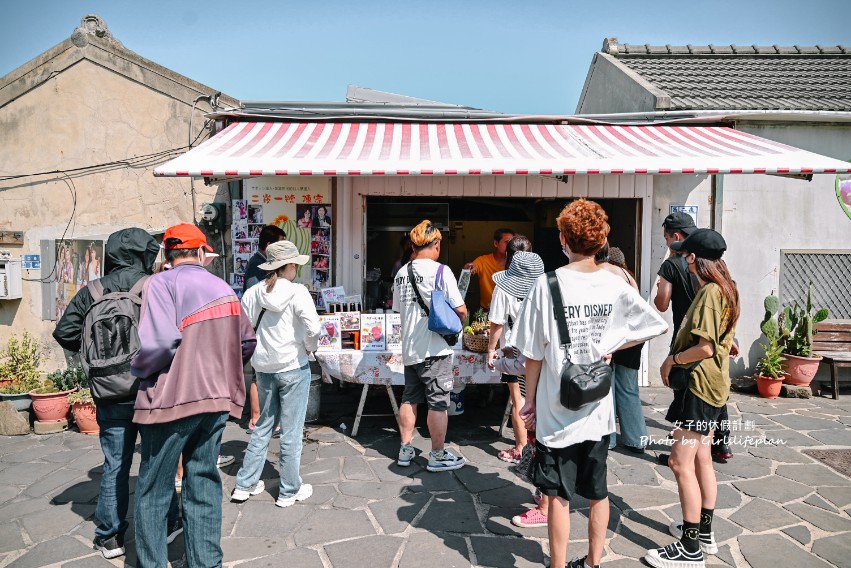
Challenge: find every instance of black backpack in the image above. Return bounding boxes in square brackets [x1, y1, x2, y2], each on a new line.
[79, 276, 148, 402]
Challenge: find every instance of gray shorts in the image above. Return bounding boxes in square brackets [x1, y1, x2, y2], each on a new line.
[401, 355, 454, 411]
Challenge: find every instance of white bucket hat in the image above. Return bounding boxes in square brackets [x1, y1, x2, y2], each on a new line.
[258, 240, 310, 270]
[492, 251, 544, 299]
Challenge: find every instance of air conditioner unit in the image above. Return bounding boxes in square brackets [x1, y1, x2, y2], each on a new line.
[0, 259, 23, 299]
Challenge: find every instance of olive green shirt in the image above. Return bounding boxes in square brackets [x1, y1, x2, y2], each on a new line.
[671, 283, 735, 407]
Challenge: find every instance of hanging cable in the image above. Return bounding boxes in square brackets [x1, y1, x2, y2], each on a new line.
[21, 174, 77, 282]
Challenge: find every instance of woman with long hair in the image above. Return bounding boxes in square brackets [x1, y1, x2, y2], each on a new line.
[646, 228, 740, 568]
[232, 241, 320, 507]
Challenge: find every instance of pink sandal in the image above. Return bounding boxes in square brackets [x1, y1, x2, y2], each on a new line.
[498, 447, 524, 464]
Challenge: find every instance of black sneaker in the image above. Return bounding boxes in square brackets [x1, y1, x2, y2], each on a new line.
[645, 541, 705, 567]
[567, 555, 600, 568]
[166, 518, 184, 544]
[94, 533, 125, 559]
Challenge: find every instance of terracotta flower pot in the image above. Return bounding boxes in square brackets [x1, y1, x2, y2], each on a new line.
[71, 401, 99, 435]
[781, 353, 822, 386]
[755, 374, 784, 399]
[29, 389, 75, 422]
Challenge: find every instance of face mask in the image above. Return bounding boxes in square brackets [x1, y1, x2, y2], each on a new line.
[200, 248, 219, 268]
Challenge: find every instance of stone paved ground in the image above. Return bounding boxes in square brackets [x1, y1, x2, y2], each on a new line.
[1, 387, 850, 567]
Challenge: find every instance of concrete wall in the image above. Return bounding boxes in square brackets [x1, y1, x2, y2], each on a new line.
[645, 175, 713, 383]
[0, 59, 221, 368]
[721, 122, 851, 384]
[575, 53, 668, 115]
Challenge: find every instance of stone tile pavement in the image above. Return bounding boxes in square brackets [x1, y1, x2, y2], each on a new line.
[0, 387, 850, 567]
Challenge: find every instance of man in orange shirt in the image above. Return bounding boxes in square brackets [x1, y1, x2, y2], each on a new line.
[463, 228, 514, 309]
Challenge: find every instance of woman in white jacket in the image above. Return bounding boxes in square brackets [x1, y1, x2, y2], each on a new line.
[231, 241, 321, 507]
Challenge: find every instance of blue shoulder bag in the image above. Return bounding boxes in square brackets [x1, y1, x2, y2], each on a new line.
[408, 263, 462, 345]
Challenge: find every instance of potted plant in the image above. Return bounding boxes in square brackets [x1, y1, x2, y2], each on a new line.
[778, 283, 829, 386]
[68, 388, 98, 435]
[0, 333, 42, 412]
[30, 367, 80, 423]
[755, 295, 788, 399]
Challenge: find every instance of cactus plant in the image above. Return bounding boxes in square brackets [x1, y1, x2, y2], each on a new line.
[779, 283, 829, 358]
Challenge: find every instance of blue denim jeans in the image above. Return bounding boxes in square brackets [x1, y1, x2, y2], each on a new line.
[609, 364, 648, 449]
[236, 364, 310, 499]
[95, 402, 178, 540]
[135, 412, 227, 568]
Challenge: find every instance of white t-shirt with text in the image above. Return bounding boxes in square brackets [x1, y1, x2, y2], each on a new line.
[393, 259, 465, 366]
[509, 268, 667, 448]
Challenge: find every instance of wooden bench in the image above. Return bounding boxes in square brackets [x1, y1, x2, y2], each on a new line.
[813, 320, 851, 400]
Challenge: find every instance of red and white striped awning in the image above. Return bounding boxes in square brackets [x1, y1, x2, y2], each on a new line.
[153, 122, 851, 177]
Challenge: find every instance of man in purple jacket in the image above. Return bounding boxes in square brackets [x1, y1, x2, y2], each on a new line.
[131, 224, 256, 567]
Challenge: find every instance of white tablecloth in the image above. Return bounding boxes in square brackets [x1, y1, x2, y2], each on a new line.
[314, 349, 502, 387]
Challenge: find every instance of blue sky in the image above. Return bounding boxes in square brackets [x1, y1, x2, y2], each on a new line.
[2, 1, 849, 115]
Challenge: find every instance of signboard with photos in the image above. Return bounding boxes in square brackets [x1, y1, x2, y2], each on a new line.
[234, 177, 332, 304]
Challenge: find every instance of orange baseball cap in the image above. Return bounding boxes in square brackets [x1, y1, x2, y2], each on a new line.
[163, 224, 213, 251]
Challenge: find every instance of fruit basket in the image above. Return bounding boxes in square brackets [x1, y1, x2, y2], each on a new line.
[462, 308, 490, 353]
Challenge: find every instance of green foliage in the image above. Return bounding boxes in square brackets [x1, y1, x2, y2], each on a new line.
[32, 379, 59, 394]
[47, 366, 88, 392]
[755, 334, 787, 379]
[68, 389, 94, 404]
[0, 332, 42, 393]
[778, 283, 829, 357]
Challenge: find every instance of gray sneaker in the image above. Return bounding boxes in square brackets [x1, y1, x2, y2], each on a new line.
[427, 449, 466, 472]
[397, 444, 416, 466]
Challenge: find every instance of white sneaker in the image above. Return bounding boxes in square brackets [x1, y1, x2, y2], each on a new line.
[669, 521, 718, 554]
[276, 483, 313, 508]
[217, 455, 235, 468]
[397, 444, 416, 466]
[645, 541, 705, 568]
[426, 449, 466, 472]
[231, 480, 265, 502]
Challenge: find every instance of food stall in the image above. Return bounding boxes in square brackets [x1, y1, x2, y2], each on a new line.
[153, 109, 851, 428]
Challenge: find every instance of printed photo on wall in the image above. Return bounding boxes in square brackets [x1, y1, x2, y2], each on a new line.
[296, 205, 314, 229]
[234, 254, 250, 275]
[233, 219, 249, 240]
[248, 205, 263, 224]
[312, 205, 332, 229]
[233, 200, 248, 221]
[230, 273, 245, 289]
[235, 242, 253, 254]
[311, 228, 330, 243]
[312, 269, 329, 289]
[249, 224, 263, 239]
[311, 240, 330, 255]
[312, 255, 330, 270]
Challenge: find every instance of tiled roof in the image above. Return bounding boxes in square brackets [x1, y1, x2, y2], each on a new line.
[602, 38, 851, 111]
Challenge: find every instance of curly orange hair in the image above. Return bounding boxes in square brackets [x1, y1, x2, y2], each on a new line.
[556, 199, 610, 256]
[410, 220, 442, 248]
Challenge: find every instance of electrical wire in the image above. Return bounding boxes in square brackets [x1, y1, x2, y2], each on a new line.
[21, 174, 77, 282]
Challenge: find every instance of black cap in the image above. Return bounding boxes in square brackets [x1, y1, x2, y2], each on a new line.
[671, 228, 727, 260]
[662, 212, 697, 235]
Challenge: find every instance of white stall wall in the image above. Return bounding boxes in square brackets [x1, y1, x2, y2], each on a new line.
[721, 123, 851, 384]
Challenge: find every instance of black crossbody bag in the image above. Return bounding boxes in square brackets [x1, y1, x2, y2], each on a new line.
[546, 271, 613, 411]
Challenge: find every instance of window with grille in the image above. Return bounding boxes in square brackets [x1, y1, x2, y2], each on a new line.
[780, 250, 851, 319]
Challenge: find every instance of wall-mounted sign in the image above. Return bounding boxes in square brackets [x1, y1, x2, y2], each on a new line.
[0, 231, 24, 245]
[669, 205, 698, 224]
[21, 254, 40, 270]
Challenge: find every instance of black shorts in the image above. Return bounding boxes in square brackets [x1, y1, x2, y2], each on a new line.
[666, 387, 724, 435]
[401, 355, 453, 411]
[531, 436, 610, 502]
[500, 374, 521, 384]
